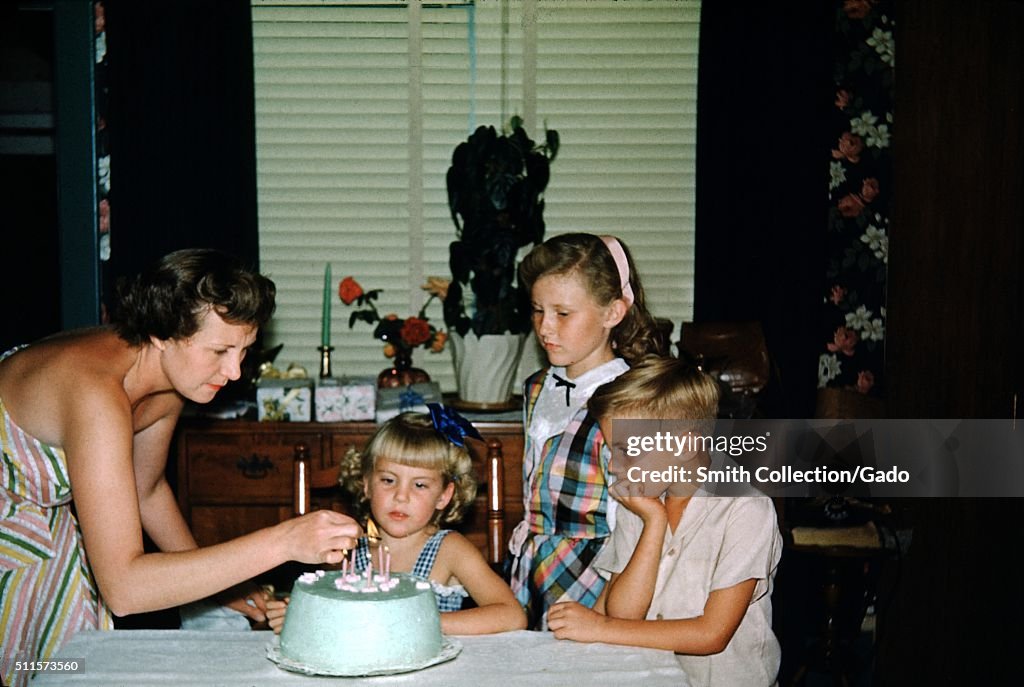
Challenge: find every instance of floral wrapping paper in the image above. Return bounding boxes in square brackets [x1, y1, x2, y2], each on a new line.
[315, 379, 376, 422]
[257, 379, 314, 422]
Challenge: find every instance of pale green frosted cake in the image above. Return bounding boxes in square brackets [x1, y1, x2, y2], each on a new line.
[279, 570, 443, 675]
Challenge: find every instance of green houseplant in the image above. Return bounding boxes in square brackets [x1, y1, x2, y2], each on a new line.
[442, 116, 559, 405]
[444, 116, 559, 337]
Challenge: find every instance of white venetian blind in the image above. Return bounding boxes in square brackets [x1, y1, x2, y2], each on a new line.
[251, 0, 700, 391]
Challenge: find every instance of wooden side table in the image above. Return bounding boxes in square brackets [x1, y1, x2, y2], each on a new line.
[785, 523, 885, 687]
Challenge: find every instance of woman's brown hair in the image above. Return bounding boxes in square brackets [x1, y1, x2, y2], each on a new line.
[112, 248, 276, 345]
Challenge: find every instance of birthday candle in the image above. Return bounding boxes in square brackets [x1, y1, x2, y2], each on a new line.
[385, 547, 391, 580]
[321, 263, 332, 348]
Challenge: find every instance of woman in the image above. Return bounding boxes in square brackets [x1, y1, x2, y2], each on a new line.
[0, 249, 360, 686]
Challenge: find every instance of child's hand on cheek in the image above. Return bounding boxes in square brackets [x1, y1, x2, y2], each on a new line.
[610, 479, 668, 525]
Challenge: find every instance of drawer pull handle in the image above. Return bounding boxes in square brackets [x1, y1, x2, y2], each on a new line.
[237, 454, 275, 479]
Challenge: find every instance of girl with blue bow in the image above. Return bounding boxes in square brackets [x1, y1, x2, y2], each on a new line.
[267, 405, 526, 635]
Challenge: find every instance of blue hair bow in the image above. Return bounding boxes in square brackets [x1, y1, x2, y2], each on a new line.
[428, 403, 483, 447]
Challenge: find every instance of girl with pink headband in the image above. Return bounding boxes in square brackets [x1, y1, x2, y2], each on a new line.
[511, 232, 666, 629]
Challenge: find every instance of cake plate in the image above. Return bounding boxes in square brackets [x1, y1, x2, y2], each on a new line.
[266, 637, 462, 677]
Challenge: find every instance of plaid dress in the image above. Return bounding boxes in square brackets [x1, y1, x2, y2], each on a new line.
[1, 349, 113, 687]
[508, 364, 624, 630]
[353, 529, 467, 611]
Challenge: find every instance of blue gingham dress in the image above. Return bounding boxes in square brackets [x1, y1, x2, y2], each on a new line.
[354, 529, 467, 611]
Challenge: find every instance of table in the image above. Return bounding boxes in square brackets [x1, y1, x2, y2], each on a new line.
[784, 522, 887, 687]
[34, 630, 691, 686]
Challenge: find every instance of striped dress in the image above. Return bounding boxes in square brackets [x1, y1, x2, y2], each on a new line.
[507, 361, 627, 630]
[1, 352, 112, 687]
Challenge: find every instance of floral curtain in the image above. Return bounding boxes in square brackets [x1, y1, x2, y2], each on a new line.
[818, 0, 894, 398]
[95, 1, 111, 321]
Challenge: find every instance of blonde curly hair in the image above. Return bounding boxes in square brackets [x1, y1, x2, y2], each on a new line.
[338, 412, 478, 527]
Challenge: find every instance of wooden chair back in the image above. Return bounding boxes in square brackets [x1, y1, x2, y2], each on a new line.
[483, 438, 506, 568]
[678, 320, 773, 418]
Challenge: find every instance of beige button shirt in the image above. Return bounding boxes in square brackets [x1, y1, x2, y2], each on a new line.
[593, 487, 783, 687]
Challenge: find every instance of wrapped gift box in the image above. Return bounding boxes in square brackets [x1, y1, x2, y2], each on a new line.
[315, 377, 376, 422]
[256, 378, 313, 422]
[375, 382, 443, 423]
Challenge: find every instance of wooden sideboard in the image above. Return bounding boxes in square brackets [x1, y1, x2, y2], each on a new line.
[174, 418, 524, 562]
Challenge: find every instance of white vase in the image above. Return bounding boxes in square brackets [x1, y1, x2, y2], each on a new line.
[450, 333, 526, 406]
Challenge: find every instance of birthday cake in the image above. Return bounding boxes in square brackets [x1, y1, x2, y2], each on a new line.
[273, 569, 454, 676]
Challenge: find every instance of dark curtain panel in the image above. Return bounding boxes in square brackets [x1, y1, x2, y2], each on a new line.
[694, 3, 835, 418]
[819, 2, 893, 400]
[99, 1, 259, 630]
[104, 0, 260, 283]
[876, 1, 1024, 684]
[0, 4, 59, 352]
[1, 155, 59, 351]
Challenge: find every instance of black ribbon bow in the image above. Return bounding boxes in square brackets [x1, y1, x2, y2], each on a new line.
[428, 403, 483, 447]
[552, 373, 576, 406]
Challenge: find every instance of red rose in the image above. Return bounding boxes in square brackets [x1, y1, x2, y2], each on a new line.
[860, 178, 880, 203]
[843, 0, 874, 20]
[856, 370, 875, 394]
[838, 193, 865, 218]
[835, 89, 852, 110]
[99, 199, 111, 234]
[827, 326, 859, 357]
[338, 276, 363, 305]
[832, 132, 864, 164]
[829, 285, 847, 305]
[400, 317, 432, 347]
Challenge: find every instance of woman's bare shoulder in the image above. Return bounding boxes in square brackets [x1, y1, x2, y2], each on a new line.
[0, 329, 137, 442]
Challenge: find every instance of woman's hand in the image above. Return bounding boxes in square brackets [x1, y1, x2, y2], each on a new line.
[547, 601, 609, 643]
[279, 510, 362, 564]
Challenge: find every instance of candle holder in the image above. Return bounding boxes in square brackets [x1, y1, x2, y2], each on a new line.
[317, 345, 335, 379]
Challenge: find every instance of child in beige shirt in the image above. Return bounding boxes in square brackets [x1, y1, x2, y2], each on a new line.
[546, 356, 782, 686]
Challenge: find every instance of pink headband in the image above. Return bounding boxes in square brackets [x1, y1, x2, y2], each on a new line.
[601, 235, 635, 307]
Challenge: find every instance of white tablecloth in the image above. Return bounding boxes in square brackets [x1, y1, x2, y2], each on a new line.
[34, 629, 690, 686]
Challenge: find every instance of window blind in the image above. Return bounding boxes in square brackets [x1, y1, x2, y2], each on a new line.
[251, 0, 700, 390]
